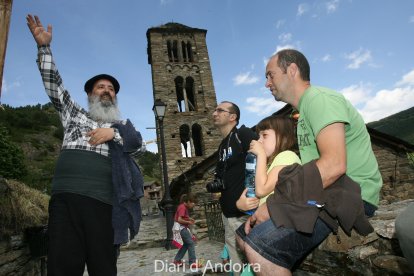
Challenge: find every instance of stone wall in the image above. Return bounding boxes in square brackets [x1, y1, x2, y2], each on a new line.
[0, 178, 49, 276]
[302, 199, 414, 275]
[373, 144, 414, 202]
[0, 234, 45, 276]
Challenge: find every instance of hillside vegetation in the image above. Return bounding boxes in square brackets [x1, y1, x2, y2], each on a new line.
[0, 104, 160, 194]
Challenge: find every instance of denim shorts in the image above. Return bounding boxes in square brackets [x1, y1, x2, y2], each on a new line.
[363, 201, 377, 218]
[236, 218, 331, 269]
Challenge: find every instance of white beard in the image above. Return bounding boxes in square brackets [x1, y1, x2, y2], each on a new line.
[88, 94, 121, 123]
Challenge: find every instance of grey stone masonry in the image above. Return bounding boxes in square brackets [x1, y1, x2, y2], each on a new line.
[146, 23, 222, 195]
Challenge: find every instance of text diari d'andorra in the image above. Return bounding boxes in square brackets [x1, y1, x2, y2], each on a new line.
[154, 259, 261, 274]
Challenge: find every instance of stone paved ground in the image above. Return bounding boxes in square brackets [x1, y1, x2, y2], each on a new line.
[85, 214, 227, 276]
[118, 239, 226, 276]
[80, 201, 414, 275]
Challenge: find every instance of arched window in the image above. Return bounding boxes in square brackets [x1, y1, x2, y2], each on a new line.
[167, 40, 173, 62]
[185, 77, 196, 111]
[186, 41, 193, 62]
[167, 40, 179, 62]
[175, 76, 196, 112]
[192, 124, 203, 156]
[175, 77, 185, 112]
[172, 40, 179, 62]
[180, 124, 191, 157]
[181, 41, 188, 62]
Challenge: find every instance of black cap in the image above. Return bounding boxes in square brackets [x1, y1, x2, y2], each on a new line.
[84, 74, 120, 94]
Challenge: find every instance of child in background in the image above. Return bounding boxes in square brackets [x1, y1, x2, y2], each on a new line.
[236, 115, 301, 211]
[173, 194, 202, 269]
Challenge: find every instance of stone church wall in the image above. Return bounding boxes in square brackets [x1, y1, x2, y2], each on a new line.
[373, 144, 414, 202]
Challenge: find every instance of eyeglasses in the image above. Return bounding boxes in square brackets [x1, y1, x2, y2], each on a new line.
[214, 108, 232, 114]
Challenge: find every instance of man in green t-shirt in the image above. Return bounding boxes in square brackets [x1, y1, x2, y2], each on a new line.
[236, 49, 382, 276]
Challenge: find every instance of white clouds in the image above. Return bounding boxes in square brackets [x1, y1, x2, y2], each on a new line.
[275, 20, 285, 29]
[297, 1, 340, 18]
[345, 48, 372, 69]
[278, 33, 292, 43]
[2, 78, 22, 93]
[263, 57, 270, 68]
[244, 67, 414, 126]
[341, 69, 414, 123]
[297, 3, 309, 17]
[245, 97, 285, 116]
[326, 0, 340, 14]
[233, 72, 259, 86]
[340, 82, 372, 106]
[273, 44, 297, 55]
[160, 0, 173, 5]
[321, 54, 331, 62]
[358, 86, 414, 123]
[272, 33, 300, 56]
[396, 69, 414, 86]
[145, 143, 158, 153]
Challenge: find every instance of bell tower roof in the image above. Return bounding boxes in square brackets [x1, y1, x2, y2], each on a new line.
[147, 22, 207, 34]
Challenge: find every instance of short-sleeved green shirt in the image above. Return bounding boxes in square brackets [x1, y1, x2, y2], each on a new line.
[297, 86, 382, 206]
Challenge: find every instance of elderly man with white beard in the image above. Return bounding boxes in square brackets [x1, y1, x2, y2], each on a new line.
[27, 14, 144, 276]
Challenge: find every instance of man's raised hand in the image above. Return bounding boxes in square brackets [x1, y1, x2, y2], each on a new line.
[26, 14, 52, 46]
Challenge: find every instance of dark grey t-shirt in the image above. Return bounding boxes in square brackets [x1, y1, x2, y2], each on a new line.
[52, 149, 113, 205]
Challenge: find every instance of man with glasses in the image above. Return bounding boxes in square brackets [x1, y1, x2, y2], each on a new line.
[210, 101, 258, 275]
[236, 49, 382, 275]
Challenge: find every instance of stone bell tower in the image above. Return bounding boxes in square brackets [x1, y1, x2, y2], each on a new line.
[146, 23, 222, 187]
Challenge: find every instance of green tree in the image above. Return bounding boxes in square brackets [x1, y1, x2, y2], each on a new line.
[136, 151, 160, 180]
[0, 125, 27, 179]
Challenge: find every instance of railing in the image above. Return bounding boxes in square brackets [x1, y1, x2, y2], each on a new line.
[203, 200, 224, 243]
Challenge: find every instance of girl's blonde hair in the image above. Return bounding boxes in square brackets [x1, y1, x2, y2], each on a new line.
[255, 115, 298, 165]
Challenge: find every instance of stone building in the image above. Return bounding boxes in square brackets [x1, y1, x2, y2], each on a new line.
[369, 128, 414, 202]
[143, 180, 162, 201]
[146, 23, 222, 197]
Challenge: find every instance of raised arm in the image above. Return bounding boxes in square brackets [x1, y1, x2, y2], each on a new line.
[26, 14, 85, 128]
[249, 140, 274, 198]
[26, 15, 52, 46]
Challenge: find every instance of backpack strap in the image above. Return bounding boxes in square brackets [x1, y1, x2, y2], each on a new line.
[234, 129, 245, 153]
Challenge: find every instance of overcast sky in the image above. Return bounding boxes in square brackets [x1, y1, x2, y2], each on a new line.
[3, 0, 414, 152]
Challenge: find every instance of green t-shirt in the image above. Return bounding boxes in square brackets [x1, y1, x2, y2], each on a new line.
[297, 86, 382, 206]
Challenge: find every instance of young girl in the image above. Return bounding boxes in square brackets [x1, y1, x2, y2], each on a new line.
[237, 115, 301, 211]
[172, 194, 203, 269]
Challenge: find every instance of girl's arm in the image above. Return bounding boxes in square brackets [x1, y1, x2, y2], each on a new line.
[177, 216, 195, 225]
[236, 188, 260, 211]
[256, 165, 286, 197]
[249, 140, 275, 198]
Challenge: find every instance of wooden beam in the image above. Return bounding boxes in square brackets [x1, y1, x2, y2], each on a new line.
[0, 0, 13, 104]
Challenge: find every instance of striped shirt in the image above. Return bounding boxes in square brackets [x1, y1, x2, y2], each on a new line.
[36, 45, 124, 157]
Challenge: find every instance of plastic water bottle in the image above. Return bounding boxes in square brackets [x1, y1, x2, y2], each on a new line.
[244, 152, 257, 215]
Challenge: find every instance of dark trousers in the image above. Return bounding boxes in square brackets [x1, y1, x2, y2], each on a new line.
[47, 193, 117, 276]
